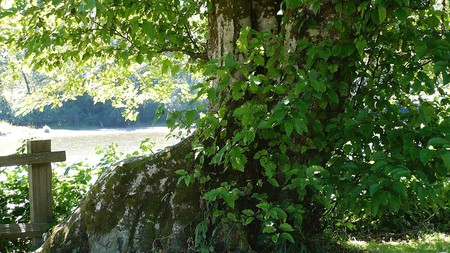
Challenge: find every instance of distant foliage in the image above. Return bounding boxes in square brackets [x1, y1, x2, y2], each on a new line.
[0, 95, 12, 123]
[4, 93, 164, 128]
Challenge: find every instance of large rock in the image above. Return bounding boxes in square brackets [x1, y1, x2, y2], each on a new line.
[37, 137, 200, 252]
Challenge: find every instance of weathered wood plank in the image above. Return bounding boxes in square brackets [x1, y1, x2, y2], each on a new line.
[27, 140, 54, 247]
[0, 223, 49, 238]
[0, 151, 66, 167]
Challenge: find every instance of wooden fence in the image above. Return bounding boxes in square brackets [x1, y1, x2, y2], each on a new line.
[0, 139, 66, 247]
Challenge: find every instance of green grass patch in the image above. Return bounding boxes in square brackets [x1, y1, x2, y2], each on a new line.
[345, 233, 450, 252]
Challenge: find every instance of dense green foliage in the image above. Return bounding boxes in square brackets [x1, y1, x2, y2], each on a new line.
[1, 0, 449, 252]
[172, 1, 450, 250]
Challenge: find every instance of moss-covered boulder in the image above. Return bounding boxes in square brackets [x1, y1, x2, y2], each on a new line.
[36, 138, 200, 252]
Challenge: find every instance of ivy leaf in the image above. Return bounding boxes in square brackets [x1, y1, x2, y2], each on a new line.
[204, 189, 220, 202]
[222, 192, 237, 209]
[293, 117, 308, 134]
[230, 147, 247, 172]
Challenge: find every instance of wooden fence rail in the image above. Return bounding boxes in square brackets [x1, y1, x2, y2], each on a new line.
[0, 139, 66, 248]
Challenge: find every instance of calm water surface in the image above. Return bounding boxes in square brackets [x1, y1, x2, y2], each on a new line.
[0, 127, 180, 164]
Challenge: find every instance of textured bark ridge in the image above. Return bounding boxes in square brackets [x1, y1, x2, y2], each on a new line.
[36, 137, 200, 253]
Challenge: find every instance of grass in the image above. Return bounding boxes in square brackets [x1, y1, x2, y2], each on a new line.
[345, 233, 450, 252]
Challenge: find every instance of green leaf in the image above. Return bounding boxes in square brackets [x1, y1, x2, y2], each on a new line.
[311, 2, 320, 14]
[230, 147, 247, 172]
[293, 117, 308, 134]
[263, 226, 276, 233]
[428, 137, 449, 147]
[370, 184, 379, 196]
[327, 90, 339, 104]
[175, 169, 188, 176]
[204, 189, 220, 202]
[185, 109, 197, 125]
[85, 0, 95, 10]
[285, 0, 302, 9]
[136, 54, 144, 64]
[394, 7, 408, 22]
[245, 217, 254, 225]
[371, 191, 391, 215]
[161, 59, 170, 75]
[419, 149, 434, 165]
[280, 223, 294, 232]
[419, 105, 435, 123]
[440, 151, 450, 169]
[227, 212, 238, 221]
[225, 53, 234, 68]
[284, 121, 294, 137]
[443, 72, 450, 85]
[281, 232, 295, 243]
[268, 178, 280, 187]
[306, 165, 329, 177]
[222, 192, 237, 209]
[242, 209, 254, 216]
[378, 4, 387, 23]
[273, 108, 286, 123]
[356, 37, 366, 57]
[142, 21, 155, 39]
[393, 182, 408, 198]
[389, 195, 401, 212]
[271, 233, 280, 243]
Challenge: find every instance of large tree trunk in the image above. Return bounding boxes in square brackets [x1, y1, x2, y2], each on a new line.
[37, 1, 346, 252]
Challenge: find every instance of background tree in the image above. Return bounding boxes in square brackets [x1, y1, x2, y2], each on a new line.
[1, 0, 449, 252]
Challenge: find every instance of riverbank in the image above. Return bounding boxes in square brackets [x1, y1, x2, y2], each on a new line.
[0, 122, 179, 163]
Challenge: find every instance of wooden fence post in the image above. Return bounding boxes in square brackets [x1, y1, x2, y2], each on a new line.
[0, 139, 65, 248]
[27, 140, 53, 246]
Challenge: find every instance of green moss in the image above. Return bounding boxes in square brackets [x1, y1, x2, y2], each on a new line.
[40, 137, 200, 252]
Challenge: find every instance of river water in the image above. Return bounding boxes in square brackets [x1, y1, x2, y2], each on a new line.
[0, 127, 180, 164]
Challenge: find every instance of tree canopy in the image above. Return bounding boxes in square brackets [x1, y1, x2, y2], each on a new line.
[1, 0, 449, 251]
